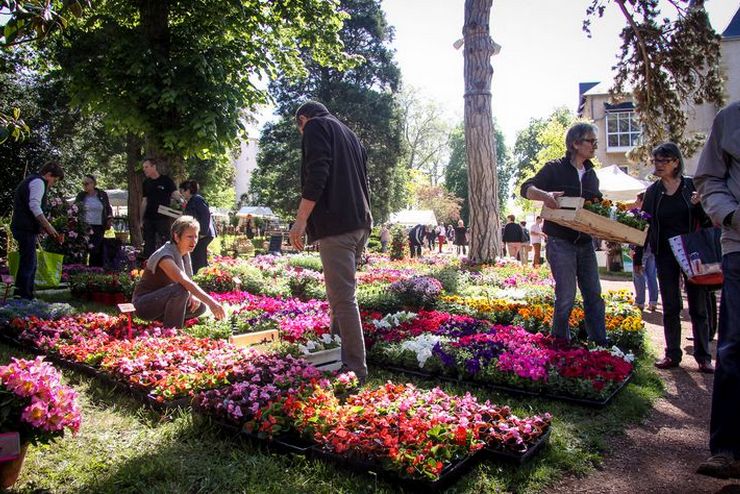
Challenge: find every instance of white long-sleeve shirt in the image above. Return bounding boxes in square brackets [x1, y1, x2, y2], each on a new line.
[28, 177, 45, 217]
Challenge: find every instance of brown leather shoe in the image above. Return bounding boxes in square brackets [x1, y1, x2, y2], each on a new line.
[697, 453, 740, 479]
[654, 357, 680, 369]
[698, 361, 715, 374]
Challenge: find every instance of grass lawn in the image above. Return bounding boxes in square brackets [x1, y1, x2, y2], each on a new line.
[0, 294, 663, 494]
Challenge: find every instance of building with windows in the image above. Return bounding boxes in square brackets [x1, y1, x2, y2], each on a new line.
[578, 7, 740, 178]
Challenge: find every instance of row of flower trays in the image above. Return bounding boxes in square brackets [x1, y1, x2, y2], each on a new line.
[195, 378, 552, 491]
[364, 311, 635, 408]
[0, 306, 552, 490]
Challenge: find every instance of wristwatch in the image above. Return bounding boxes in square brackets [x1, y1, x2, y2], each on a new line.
[724, 211, 735, 227]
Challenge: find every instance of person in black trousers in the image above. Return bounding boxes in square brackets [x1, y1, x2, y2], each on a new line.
[635, 142, 713, 373]
[179, 180, 215, 274]
[76, 175, 113, 267]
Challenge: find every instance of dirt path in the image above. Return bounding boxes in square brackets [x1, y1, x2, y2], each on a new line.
[548, 280, 740, 494]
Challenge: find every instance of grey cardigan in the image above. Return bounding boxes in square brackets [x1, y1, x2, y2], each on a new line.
[694, 101, 740, 256]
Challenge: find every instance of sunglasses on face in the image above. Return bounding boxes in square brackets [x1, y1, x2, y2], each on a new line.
[651, 157, 675, 164]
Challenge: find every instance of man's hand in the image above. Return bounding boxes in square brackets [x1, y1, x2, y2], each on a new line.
[633, 265, 644, 276]
[543, 191, 565, 209]
[209, 301, 226, 320]
[289, 218, 307, 251]
[187, 296, 201, 313]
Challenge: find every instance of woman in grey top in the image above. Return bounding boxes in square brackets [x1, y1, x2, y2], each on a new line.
[133, 216, 226, 328]
[75, 175, 112, 267]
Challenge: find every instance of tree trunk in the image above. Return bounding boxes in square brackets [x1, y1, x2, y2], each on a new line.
[463, 0, 501, 263]
[126, 134, 144, 248]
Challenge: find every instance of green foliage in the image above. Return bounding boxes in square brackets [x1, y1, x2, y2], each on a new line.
[512, 107, 577, 213]
[585, 1, 724, 160]
[184, 156, 236, 209]
[444, 120, 512, 222]
[0, 50, 126, 207]
[287, 254, 324, 273]
[54, 0, 356, 163]
[253, 0, 405, 223]
[389, 225, 408, 261]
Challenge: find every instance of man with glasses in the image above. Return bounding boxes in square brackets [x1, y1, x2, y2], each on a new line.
[289, 101, 372, 384]
[695, 101, 740, 479]
[520, 123, 607, 346]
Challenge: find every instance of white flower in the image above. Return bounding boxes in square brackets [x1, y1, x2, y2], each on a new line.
[298, 344, 309, 355]
[400, 334, 450, 368]
[319, 333, 332, 345]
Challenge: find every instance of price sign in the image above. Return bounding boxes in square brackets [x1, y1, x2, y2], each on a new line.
[118, 303, 136, 339]
[117, 303, 136, 313]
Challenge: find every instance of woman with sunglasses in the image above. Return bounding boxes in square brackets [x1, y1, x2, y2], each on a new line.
[75, 174, 113, 267]
[634, 142, 714, 373]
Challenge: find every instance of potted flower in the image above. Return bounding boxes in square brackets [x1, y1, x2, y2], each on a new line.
[0, 357, 81, 488]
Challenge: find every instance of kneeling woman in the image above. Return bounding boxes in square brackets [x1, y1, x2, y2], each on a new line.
[133, 216, 226, 328]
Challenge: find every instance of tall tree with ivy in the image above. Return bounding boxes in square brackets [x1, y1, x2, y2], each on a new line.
[253, 0, 406, 223]
[50, 0, 354, 245]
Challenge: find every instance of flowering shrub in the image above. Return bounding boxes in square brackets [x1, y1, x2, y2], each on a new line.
[41, 194, 92, 264]
[584, 198, 650, 230]
[0, 357, 81, 445]
[0, 299, 74, 328]
[193, 266, 237, 293]
[389, 276, 443, 309]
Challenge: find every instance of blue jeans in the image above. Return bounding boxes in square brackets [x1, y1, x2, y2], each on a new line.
[633, 250, 659, 306]
[710, 252, 740, 457]
[11, 229, 37, 300]
[546, 236, 607, 345]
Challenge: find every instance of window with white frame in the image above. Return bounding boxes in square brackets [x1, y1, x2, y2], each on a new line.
[606, 111, 641, 151]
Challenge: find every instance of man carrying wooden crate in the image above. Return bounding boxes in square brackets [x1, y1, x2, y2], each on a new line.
[520, 123, 607, 347]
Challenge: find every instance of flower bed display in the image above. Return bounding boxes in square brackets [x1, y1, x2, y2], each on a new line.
[286, 382, 551, 486]
[366, 311, 634, 405]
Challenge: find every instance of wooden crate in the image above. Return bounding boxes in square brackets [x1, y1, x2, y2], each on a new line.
[541, 197, 647, 245]
[302, 347, 342, 366]
[228, 329, 279, 348]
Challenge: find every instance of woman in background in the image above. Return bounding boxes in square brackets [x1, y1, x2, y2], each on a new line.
[179, 180, 215, 274]
[635, 143, 713, 373]
[75, 175, 112, 267]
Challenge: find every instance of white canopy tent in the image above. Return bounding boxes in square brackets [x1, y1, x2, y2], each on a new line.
[595, 165, 647, 202]
[236, 206, 277, 219]
[389, 209, 438, 227]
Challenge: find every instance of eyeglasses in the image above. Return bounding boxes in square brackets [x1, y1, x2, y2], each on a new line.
[580, 138, 598, 145]
[82, 181, 93, 186]
[651, 157, 675, 164]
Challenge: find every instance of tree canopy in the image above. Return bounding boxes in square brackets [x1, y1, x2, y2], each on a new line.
[585, 0, 724, 160]
[251, 0, 406, 222]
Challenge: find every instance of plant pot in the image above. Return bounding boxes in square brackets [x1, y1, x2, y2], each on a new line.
[0, 442, 28, 489]
[302, 347, 342, 366]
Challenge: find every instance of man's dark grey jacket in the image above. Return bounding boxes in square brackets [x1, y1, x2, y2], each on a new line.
[300, 112, 372, 243]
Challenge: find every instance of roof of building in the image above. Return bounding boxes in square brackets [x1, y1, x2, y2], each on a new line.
[723, 7, 740, 39]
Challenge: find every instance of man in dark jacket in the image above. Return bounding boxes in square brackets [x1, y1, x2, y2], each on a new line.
[502, 215, 524, 261]
[520, 122, 607, 346]
[10, 162, 65, 299]
[408, 224, 426, 258]
[289, 101, 372, 383]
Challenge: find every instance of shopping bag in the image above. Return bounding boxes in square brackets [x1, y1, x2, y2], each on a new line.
[668, 227, 723, 288]
[7, 249, 65, 289]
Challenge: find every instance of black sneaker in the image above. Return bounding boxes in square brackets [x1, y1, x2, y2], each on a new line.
[697, 453, 740, 479]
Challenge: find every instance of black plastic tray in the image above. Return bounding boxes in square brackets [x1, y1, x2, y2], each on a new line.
[378, 362, 633, 408]
[483, 428, 551, 464]
[310, 446, 479, 493]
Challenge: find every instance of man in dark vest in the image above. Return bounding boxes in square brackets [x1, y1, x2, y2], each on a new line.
[10, 162, 65, 299]
[288, 101, 372, 384]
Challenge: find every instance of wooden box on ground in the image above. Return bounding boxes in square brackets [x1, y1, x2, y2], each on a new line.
[228, 329, 279, 348]
[541, 197, 647, 246]
[302, 347, 342, 368]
